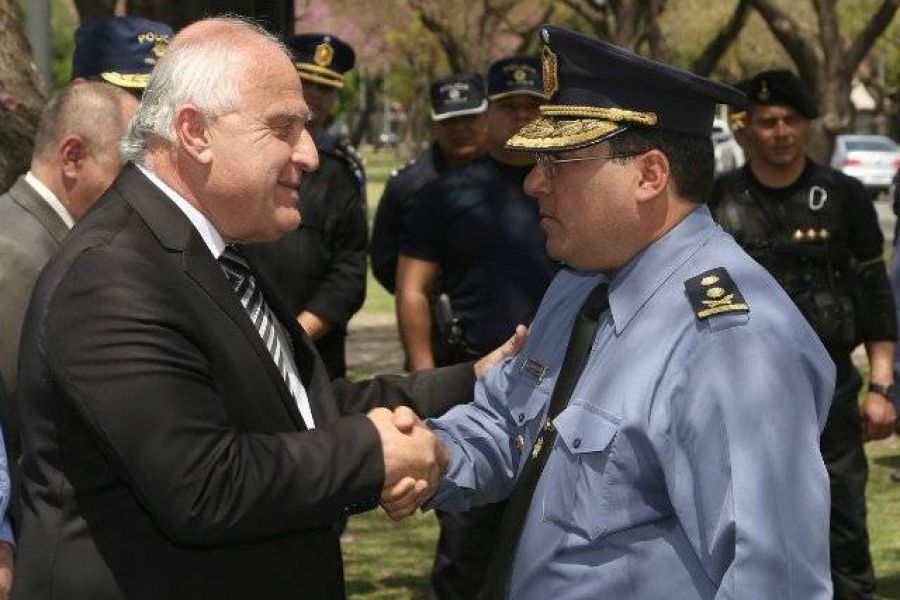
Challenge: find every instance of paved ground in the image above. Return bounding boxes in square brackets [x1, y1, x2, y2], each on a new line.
[345, 313, 404, 378]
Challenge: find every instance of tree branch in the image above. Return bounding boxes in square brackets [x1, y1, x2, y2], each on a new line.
[746, 0, 822, 83]
[691, 0, 749, 76]
[847, 0, 900, 74]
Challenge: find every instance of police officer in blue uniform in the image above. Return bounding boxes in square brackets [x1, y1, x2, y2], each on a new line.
[370, 73, 488, 294]
[710, 70, 897, 600]
[396, 57, 556, 600]
[243, 34, 367, 379]
[71, 15, 173, 96]
[383, 25, 836, 600]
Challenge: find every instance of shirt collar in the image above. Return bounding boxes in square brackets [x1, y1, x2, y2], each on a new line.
[606, 205, 719, 334]
[24, 171, 75, 230]
[137, 164, 226, 259]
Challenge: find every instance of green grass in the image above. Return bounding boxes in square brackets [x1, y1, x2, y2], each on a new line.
[347, 147, 900, 599]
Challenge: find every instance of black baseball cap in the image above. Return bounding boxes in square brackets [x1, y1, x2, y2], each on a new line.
[430, 73, 488, 122]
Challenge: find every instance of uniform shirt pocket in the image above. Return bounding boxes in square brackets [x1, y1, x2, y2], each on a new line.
[541, 403, 621, 541]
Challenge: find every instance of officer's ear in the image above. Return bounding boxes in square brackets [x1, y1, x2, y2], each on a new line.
[633, 148, 669, 203]
[174, 104, 214, 165]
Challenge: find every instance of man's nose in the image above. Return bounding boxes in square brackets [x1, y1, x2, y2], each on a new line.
[293, 128, 320, 172]
[524, 163, 551, 197]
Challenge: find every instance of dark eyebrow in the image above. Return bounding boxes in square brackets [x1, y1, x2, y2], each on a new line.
[265, 110, 308, 129]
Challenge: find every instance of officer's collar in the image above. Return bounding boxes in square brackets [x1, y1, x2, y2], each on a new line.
[607, 205, 718, 334]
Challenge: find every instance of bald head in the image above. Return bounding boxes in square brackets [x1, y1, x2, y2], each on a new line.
[33, 81, 136, 165]
[30, 81, 138, 220]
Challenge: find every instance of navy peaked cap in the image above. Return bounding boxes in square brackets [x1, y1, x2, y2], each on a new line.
[72, 16, 173, 90]
[507, 25, 747, 152]
[286, 33, 355, 89]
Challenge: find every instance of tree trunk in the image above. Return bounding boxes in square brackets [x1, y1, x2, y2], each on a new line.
[0, 0, 46, 191]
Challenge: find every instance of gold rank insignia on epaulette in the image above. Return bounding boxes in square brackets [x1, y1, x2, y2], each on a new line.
[684, 267, 749, 320]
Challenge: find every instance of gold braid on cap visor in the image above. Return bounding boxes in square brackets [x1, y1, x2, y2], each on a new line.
[506, 105, 658, 151]
[296, 63, 345, 89]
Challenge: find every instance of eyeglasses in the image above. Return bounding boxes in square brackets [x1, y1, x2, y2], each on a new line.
[532, 151, 640, 178]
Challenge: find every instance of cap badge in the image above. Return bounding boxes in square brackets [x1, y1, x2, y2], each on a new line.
[542, 45, 559, 99]
[514, 68, 527, 83]
[314, 42, 335, 67]
[757, 80, 770, 101]
[151, 38, 169, 60]
[540, 27, 550, 44]
[448, 88, 461, 100]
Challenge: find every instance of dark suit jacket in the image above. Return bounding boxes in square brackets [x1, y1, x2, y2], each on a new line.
[13, 164, 474, 600]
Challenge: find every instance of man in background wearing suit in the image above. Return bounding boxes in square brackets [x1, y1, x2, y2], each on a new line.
[12, 17, 510, 600]
[0, 82, 137, 458]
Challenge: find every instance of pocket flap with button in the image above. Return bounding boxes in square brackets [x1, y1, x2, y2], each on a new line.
[553, 404, 619, 454]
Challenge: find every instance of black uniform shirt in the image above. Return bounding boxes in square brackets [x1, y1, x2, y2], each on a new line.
[370, 144, 451, 293]
[402, 154, 556, 353]
[243, 148, 367, 379]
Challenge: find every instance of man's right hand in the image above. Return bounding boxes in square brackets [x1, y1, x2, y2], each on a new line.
[367, 407, 448, 499]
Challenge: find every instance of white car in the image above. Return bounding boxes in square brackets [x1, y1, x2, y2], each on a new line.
[830, 134, 900, 198]
[712, 118, 745, 175]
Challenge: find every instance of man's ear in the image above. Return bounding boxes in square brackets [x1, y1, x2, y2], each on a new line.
[174, 105, 213, 164]
[59, 135, 88, 179]
[634, 148, 670, 203]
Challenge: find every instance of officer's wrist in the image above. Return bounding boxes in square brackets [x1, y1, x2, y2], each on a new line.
[868, 382, 895, 402]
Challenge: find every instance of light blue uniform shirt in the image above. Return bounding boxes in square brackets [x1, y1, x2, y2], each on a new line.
[428, 206, 834, 599]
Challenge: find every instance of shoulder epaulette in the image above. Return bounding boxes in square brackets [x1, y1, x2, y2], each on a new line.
[331, 138, 366, 188]
[684, 267, 749, 320]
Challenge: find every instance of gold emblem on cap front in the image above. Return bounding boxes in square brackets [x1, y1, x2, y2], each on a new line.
[542, 45, 559, 99]
[514, 68, 527, 82]
[314, 42, 335, 67]
[758, 80, 770, 101]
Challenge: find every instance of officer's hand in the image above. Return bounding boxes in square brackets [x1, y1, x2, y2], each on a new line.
[475, 325, 528, 379]
[368, 407, 448, 496]
[380, 476, 431, 521]
[861, 392, 897, 441]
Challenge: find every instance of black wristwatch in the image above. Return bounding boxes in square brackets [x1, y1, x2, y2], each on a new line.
[868, 382, 895, 401]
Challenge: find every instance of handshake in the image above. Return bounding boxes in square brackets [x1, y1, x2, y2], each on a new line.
[366, 325, 528, 521]
[367, 406, 446, 521]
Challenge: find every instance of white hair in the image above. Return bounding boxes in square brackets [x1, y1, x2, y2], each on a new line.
[120, 17, 290, 164]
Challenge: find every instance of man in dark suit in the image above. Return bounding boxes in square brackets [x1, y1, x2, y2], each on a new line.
[12, 18, 502, 600]
[0, 82, 137, 457]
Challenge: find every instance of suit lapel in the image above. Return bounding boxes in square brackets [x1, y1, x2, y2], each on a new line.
[10, 176, 70, 243]
[115, 164, 307, 430]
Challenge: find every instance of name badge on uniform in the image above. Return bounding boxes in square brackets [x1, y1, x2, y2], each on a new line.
[520, 357, 548, 384]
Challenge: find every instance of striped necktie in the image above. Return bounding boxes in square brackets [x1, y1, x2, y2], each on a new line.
[217, 245, 314, 428]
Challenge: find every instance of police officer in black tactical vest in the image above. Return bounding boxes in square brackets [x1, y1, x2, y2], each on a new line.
[370, 73, 488, 295]
[243, 33, 367, 380]
[710, 69, 897, 600]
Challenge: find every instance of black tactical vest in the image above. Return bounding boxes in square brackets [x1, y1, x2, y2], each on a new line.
[712, 165, 858, 349]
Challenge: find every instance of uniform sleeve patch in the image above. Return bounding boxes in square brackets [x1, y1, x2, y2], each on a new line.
[684, 267, 749, 320]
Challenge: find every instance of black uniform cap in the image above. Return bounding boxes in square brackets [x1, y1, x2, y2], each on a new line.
[745, 69, 819, 119]
[71, 16, 173, 90]
[487, 56, 546, 101]
[286, 33, 355, 89]
[507, 25, 747, 152]
[430, 73, 487, 122]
